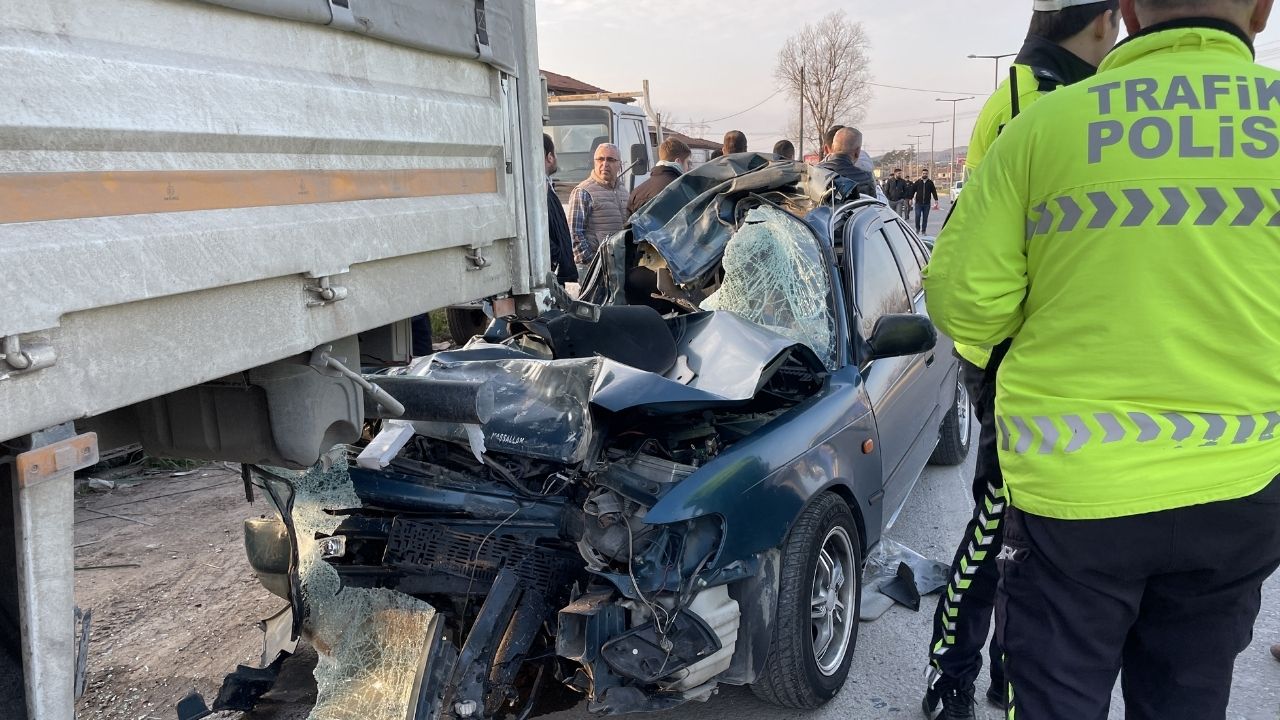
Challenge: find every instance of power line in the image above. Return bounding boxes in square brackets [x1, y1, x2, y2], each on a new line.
[860, 109, 983, 131]
[665, 90, 784, 126]
[868, 81, 988, 96]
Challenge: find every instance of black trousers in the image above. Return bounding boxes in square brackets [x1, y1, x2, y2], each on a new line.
[998, 476, 1280, 720]
[927, 358, 1005, 691]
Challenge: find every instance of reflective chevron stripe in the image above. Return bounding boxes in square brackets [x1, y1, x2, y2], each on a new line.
[998, 411, 1280, 454]
[929, 482, 1006, 669]
[1027, 187, 1280, 234]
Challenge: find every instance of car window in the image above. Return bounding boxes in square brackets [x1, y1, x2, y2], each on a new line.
[857, 230, 912, 340]
[906, 228, 929, 268]
[881, 222, 923, 297]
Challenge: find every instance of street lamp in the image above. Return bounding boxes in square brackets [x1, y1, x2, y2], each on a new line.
[936, 96, 974, 188]
[921, 120, 946, 180]
[968, 52, 1016, 90]
[908, 134, 929, 178]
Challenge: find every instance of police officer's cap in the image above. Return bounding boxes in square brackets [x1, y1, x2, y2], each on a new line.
[1033, 0, 1108, 9]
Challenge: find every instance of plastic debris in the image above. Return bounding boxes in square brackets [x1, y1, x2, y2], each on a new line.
[860, 538, 950, 618]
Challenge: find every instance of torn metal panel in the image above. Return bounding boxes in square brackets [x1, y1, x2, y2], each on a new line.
[589, 312, 825, 414]
[628, 154, 840, 284]
[396, 353, 600, 465]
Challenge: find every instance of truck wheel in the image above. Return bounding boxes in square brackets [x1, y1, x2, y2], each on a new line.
[929, 374, 971, 466]
[750, 493, 861, 709]
[446, 307, 490, 347]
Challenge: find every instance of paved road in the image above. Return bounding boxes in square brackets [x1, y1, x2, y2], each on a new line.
[544, 420, 1280, 720]
[894, 196, 952, 239]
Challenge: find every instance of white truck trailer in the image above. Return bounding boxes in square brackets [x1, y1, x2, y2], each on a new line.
[0, 1, 549, 717]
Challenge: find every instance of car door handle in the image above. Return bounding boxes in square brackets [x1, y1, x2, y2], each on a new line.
[925, 354, 935, 367]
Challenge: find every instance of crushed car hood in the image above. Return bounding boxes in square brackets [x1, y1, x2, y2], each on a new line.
[392, 311, 826, 465]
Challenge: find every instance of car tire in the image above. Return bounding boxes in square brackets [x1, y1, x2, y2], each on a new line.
[750, 493, 861, 710]
[929, 373, 971, 466]
[445, 306, 490, 347]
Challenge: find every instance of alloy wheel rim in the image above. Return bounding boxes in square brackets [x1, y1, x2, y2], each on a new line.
[955, 377, 970, 443]
[810, 526, 856, 676]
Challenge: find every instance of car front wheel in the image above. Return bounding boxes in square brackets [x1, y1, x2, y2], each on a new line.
[750, 493, 861, 709]
[929, 373, 971, 466]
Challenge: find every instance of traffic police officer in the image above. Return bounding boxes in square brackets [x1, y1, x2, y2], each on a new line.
[923, 2, 1120, 718]
[925, 0, 1280, 718]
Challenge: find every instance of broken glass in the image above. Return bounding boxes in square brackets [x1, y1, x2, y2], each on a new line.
[701, 206, 838, 369]
[268, 448, 438, 720]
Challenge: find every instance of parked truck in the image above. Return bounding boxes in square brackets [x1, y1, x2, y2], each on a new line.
[0, 1, 549, 717]
[445, 87, 661, 345]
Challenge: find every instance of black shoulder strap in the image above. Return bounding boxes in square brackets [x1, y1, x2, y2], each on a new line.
[1029, 65, 1066, 93]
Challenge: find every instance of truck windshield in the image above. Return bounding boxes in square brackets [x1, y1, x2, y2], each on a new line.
[547, 106, 611, 205]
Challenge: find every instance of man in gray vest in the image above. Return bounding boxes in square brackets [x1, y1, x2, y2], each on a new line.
[568, 142, 629, 277]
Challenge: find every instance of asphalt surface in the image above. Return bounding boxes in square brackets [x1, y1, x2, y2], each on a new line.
[543, 406, 1280, 720]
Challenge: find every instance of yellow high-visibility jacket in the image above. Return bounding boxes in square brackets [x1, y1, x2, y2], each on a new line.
[924, 21, 1280, 519]
[954, 38, 1099, 370]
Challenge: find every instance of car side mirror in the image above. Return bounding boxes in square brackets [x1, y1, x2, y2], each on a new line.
[866, 314, 937, 360]
[629, 143, 649, 176]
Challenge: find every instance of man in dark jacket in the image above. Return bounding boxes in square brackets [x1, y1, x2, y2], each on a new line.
[817, 127, 877, 198]
[911, 169, 939, 234]
[772, 139, 796, 160]
[627, 138, 691, 216]
[885, 168, 912, 219]
[543, 134, 578, 284]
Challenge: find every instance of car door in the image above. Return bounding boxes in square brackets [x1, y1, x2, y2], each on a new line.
[851, 214, 938, 525]
[616, 115, 650, 191]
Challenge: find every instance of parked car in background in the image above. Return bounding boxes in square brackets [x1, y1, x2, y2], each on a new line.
[950, 179, 965, 201]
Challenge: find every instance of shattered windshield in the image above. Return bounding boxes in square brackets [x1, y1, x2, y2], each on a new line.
[701, 205, 838, 369]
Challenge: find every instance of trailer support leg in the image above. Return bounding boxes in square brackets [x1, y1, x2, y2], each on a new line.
[10, 425, 97, 720]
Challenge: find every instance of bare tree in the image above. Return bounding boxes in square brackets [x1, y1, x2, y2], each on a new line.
[776, 11, 873, 155]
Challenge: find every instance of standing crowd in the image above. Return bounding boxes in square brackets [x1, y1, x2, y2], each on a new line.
[883, 166, 939, 234]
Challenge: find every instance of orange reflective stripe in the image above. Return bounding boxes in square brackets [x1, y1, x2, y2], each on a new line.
[0, 168, 498, 224]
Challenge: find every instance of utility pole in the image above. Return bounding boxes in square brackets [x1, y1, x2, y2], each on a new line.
[921, 120, 945, 179]
[969, 52, 1016, 91]
[798, 64, 805, 161]
[936, 96, 974, 188]
[909, 134, 928, 177]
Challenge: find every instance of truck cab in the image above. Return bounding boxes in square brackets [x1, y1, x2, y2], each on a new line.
[546, 100, 655, 205]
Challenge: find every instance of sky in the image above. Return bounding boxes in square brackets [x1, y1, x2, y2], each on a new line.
[535, 0, 1280, 161]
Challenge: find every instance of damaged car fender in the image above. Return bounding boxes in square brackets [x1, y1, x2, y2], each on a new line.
[644, 364, 884, 563]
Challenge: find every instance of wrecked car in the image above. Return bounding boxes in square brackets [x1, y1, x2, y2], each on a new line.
[232, 154, 969, 719]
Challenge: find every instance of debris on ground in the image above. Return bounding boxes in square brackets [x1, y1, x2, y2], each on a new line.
[860, 539, 950, 620]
